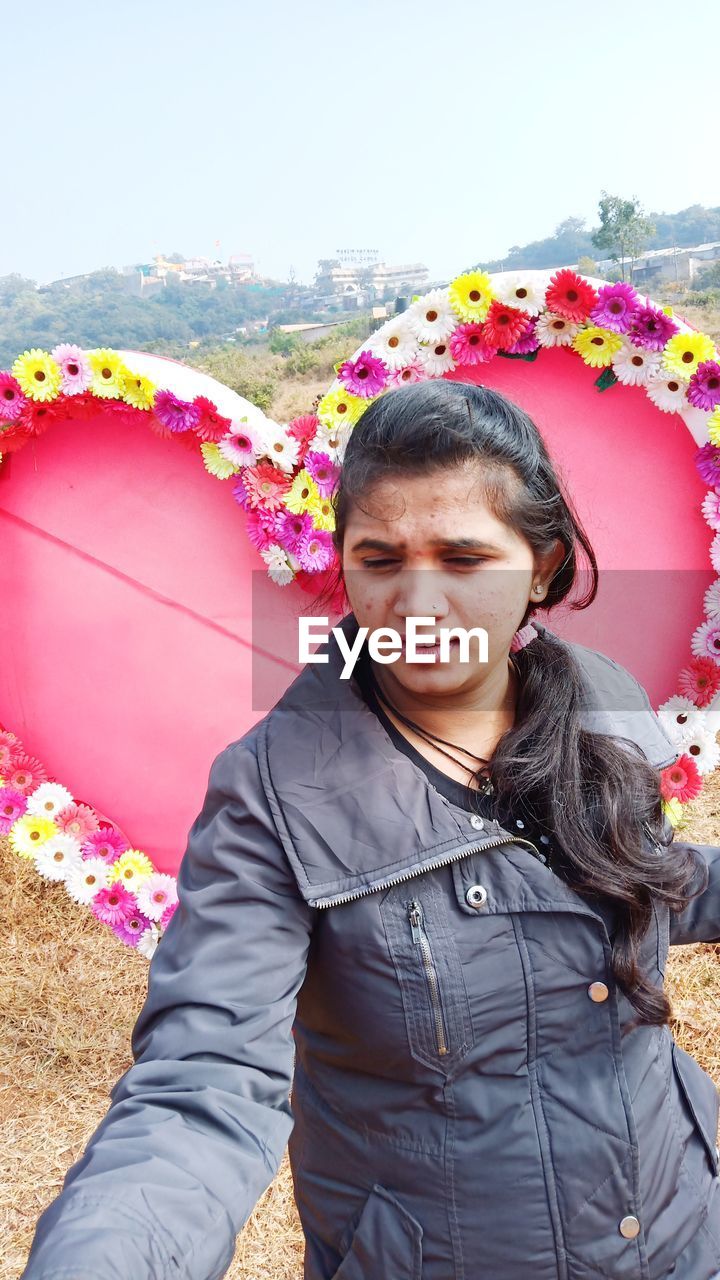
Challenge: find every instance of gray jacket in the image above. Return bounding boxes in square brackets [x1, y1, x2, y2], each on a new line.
[21, 615, 720, 1280]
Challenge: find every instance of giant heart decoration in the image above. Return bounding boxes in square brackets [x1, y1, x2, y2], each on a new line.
[2, 268, 720, 956]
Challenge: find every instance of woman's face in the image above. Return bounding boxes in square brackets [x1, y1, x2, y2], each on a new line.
[340, 461, 564, 698]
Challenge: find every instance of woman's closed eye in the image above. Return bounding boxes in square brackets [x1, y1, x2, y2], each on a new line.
[361, 556, 489, 569]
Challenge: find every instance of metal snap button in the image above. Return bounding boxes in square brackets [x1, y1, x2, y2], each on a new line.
[618, 1214, 641, 1239]
[466, 884, 488, 909]
[587, 981, 609, 1003]
[469, 814, 484, 830]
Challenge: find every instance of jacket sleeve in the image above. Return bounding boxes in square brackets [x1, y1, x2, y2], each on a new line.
[668, 840, 720, 946]
[21, 735, 315, 1280]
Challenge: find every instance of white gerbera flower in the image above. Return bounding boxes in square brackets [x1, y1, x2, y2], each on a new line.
[311, 419, 353, 461]
[34, 833, 83, 883]
[419, 339, 456, 377]
[612, 340, 661, 388]
[692, 614, 720, 659]
[493, 274, 546, 317]
[218, 417, 261, 468]
[368, 316, 419, 371]
[261, 544, 295, 586]
[137, 924, 161, 960]
[136, 872, 178, 922]
[406, 288, 457, 343]
[26, 781, 74, 820]
[645, 372, 686, 414]
[255, 423, 301, 475]
[682, 726, 720, 775]
[535, 312, 581, 348]
[65, 857, 110, 905]
[657, 694, 706, 745]
[704, 578, 720, 617]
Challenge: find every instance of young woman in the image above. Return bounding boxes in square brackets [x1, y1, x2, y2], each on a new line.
[22, 381, 720, 1280]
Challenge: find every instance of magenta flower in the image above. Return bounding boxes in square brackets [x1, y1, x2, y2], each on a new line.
[81, 825, 129, 864]
[91, 882, 137, 926]
[589, 282, 640, 334]
[628, 304, 678, 351]
[113, 907, 153, 948]
[277, 509, 314, 554]
[0, 371, 28, 422]
[231, 473, 252, 510]
[337, 349, 389, 398]
[507, 319, 539, 355]
[0, 786, 28, 834]
[153, 389, 201, 433]
[695, 443, 720, 489]
[304, 450, 340, 497]
[688, 360, 720, 412]
[245, 506, 283, 551]
[449, 324, 497, 366]
[297, 528, 334, 571]
[161, 899, 179, 928]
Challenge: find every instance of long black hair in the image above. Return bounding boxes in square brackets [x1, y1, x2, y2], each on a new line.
[317, 378, 706, 1029]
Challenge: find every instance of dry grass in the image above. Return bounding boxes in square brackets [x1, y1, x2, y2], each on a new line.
[3, 777, 720, 1278]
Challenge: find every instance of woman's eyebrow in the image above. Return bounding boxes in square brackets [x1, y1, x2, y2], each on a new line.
[349, 537, 505, 553]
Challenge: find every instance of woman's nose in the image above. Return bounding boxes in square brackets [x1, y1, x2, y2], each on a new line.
[392, 572, 447, 620]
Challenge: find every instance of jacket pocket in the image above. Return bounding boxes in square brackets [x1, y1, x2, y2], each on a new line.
[333, 1182, 423, 1279]
[672, 1040, 720, 1177]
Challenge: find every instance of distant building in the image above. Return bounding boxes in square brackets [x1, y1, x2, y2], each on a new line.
[595, 241, 720, 286]
[314, 258, 429, 304]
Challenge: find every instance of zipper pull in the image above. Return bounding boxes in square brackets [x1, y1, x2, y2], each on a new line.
[408, 900, 423, 943]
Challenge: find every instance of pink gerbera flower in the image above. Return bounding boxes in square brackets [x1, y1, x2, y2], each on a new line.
[153, 389, 201, 434]
[113, 907, 154, 948]
[660, 753, 702, 803]
[55, 801, 100, 841]
[297, 529, 334, 571]
[589, 282, 640, 334]
[245, 507, 283, 551]
[8, 754, 48, 794]
[91, 882, 137, 926]
[0, 371, 27, 422]
[0, 786, 28, 833]
[137, 872, 178, 922]
[449, 323, 497, 365]
[701, 491, 720, 531]
[191, 396, 232, 442]
[337, 350, 389, 398]
[695, 444, 720, 489]
[277, 509, 314, 555]
[687, 361, 720, 412]
[627, 304, 678, 352]
[287, 414, 320, 446]
[241, 462, 291, 511]
[81, 825, 129, 863]
[161, 898, 179, 928]
[388, 360, 428, 387]
[50, 344, 92, 395]
[0, 730, 21, 773]
[304, 451, 340, 496]
[678, 656, 720, 708]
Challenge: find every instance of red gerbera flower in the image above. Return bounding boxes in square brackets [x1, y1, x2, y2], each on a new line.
[545, 269, 598, 323]
[287, 414, 320, 446]
[192, 396, 232, 443]
[481, 301, 531, 351]
[660, 753, 703, 803]
[677, 656, 720, 708]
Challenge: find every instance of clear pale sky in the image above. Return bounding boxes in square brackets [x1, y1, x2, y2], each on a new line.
[3, 0, 718, 287]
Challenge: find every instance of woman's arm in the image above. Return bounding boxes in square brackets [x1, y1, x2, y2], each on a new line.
[668, 840, 720, 946]
[21, 734, 315, 1280]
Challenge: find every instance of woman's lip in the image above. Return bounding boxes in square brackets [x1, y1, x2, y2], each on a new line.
[399, 636, 460, 655]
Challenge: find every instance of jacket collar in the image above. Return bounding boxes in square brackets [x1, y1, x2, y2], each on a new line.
[257, 613, 677, 909]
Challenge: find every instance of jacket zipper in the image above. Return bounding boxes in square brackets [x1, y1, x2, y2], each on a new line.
[408, 898, 449, 1056]
[311, 833, 543, 909]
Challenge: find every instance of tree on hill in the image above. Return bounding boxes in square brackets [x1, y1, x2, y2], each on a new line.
[592, 192, 655, 281]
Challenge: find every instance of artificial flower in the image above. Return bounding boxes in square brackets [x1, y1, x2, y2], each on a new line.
[18, 396, 66, 438]
[136, 872, 178, 922]
[108, 848, 154, 889]
[297, 529, 335, 572]
[544, 270, 597, 323]
[137, 924, 161, 959]
[88, 348, 130, 400]
[161, 899, 179, 928]
[687, 361, 720, 412]
[368, 317, 418, 370]
[218, 422, 260, 469]
[702, 492, 720, 531]
[304, 450, 340, 497]
[26, 781, 74, 820]
[645, 372, 686, 414]
[0, 372, 27, 421]
[192, 396, 232, 442]
[662, 331, 716, 381]
[589, 282, 640, 334]
[256, 423, 301, 475]
[81, 825, 129, 863]
[0, 786, 27, 834]
[241, 461, 291, 511]
[260, 543, 295, 585]
[419, 340, 456, 376]
[449, 323, 497, 366]
[678, 656, 720, 707]
[661, 796, 684, 827]
[0, 420, 33, 453]
[283, 469, 321, 514]
[492, 274, 546, 317]
[695, 443, 720, 488]
[388, 360, 428, 386]
[337, 350, 389, 399]
[703, 578, 720, 616]
[153, 388, 201, 433]
[51, 344, 92, 395]
[55, 801, 99, 841]
[679, 726, 720, 776]
[611, 340, 661, 387]
[447, 272, 494, 324]
[482, 300, 531, 351]
[65, 856, 110, 906]
[407, 288, 458, 343]
[660, 753, 702, 803]
[122, 371, 156, 411]
[627, 304, 678, 351]
[0, 730, 20, 771]
[9, 813, 58, 859]
[657, 694, 706, 745]
[708, 407, 720, 448]
[312, 497, 336, 532]
[506, 319, 539, 356]
[713, 534, 720, 577]
[91, 882, 137, 926]
[691, 615, 720, 661]
[11, 348, 62, 402]
[245, 507, 282, 552]
[201, 441, 241, 478]
[34, 833, 83, 883]
[287, 414, 321, 447]
[535, 312, 581, 348]
[316, 387, 366, 431]
[113, 906, 155, 948]
[572, 326, 623, 369]
[276, 510, 315, 555]
[7, 753, 48, 794]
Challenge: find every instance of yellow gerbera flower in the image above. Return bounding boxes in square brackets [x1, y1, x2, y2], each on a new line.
[707, 407, 720, 447]
[316, 388, 366, 431]
[447, 271, 494, 324]
[662, 332, 716, 380]
[661, 796, 684, 828]
[9, 813, 58, 859]
[88, 348, 130, 400]
[572, 326, 623, 369]
[284, 470, 320, 514]
[200, 441, 240, 478]
[109, 848, 154, 887]
[310, 496, 336, 531]
[122, 370, 156, 411]
[11, 348, 62, 402]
